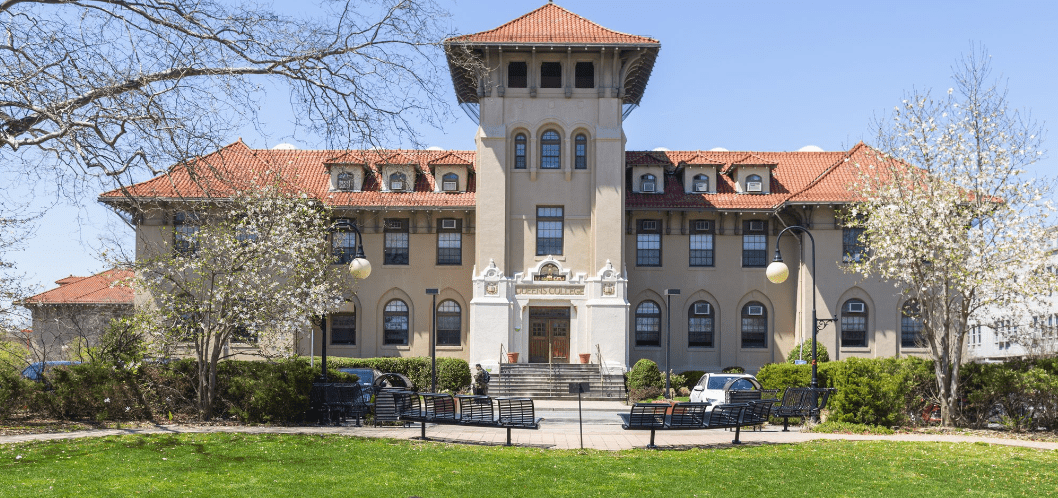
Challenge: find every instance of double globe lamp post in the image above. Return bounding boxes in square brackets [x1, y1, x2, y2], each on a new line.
[320, 220, 371, 380]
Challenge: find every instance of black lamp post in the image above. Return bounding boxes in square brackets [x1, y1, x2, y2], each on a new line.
[320, 219, 371, 381]
[664, 288, 680, 399]
[765, 226, 834, 396]
[426, 288, 439, 393]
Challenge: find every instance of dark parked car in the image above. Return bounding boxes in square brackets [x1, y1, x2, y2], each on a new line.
[21, 361, 80, 381]
[337, 367, 383, 403]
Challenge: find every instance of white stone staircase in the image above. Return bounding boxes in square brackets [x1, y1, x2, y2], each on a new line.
[491, 363, 626, 400]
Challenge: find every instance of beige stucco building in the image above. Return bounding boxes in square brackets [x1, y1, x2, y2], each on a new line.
[101, 3, 927, 374]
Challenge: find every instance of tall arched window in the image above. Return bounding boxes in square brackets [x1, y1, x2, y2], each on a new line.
[740, 301, 767, 348]
[692, 174, 709, 193]
[541, 130, 560, 169]
[383, 299, 409, 345]
[635, 301, 661, 346]
[574, 134, 587, 169]
[514, 134, 527, 169]
[688, 301, 714, 348]
[841, 299, 868, 348]
[901, 301, 923, 348]
[436, 300, 461, 346]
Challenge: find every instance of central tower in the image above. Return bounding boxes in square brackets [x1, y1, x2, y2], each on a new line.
[446, 2, 660, 372]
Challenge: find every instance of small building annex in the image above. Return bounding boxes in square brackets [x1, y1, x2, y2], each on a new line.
[100, 2, 929, 374]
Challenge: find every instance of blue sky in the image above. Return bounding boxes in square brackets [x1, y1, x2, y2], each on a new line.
[9, 0, 1058, 300]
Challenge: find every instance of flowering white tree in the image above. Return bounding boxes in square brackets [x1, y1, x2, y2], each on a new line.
[135, 186, 355, 419]
[846, 49, 1053, 426]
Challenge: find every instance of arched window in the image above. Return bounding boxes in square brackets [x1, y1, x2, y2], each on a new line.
[541, 130, 560, 169]
[635, 301, 661, 347]
[336, 172, 354, 191]
[901, 301, 923, 348]
[436, 300, 461, 346]
[389, 172, 407, 191]
[692, 174, 709, 193]
[841, 299, 868, 348]
[745, 174, 763, 193]
[441, 172, 459, 192]
[688, 301, 714, 348]
[383, 299, 409, 345]
[640, 174, 657, 193]
[514, 134, 527, 169]
[740, 301, 767, 348]
[574, 134, 587, 169]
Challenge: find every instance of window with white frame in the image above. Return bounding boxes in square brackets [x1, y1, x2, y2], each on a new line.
[840, 299, 868, 348]
[741, 302, 767, 348]
[635, 301, 661, 347]
[514, 134, 527, 169]
[742, 220, 767, 267]
[692, 174, 709, 193]
[688, 301, 714, 348]
[640, 173, 657, 193]
[383, 299, 409, 345]
[437, 219, 461, 265]
[575, 134, 587, 169]
[636, 219, 661, 267]
[441, 172, 459, 192]
[336, 171, 354, 191]
[541, 130, 561, 169]
[843, 227, 866, 263]
[536, 206, 564, 256]
[689, 220, 714, 267]
[383, 218, 409, 265]
[389, 172, 408, 191]
[173, 212, 199, 255]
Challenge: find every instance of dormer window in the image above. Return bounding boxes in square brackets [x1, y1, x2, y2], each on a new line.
[641, 174, 657, 193]
[389, 172, 407, 191]
[746, 174, 763, 193]
[336, 172, 354, 191]
[441, 172, 459, 192]
[693, 174, 709, 193]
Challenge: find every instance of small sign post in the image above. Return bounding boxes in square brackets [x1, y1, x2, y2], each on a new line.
[569, 382, 590, 449]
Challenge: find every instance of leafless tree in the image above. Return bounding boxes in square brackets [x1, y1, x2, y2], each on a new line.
[1, 0, 455, 200]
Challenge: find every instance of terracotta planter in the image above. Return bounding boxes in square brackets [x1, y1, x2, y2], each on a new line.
[652, 399, 676, 415]
[506, 352, 519, 363]
[578, 353, 592, 364]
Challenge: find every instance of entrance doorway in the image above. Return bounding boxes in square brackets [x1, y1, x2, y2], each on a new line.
[528, 307, 570, 363]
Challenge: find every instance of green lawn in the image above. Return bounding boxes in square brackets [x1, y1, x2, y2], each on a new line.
[1, 434, 1055, 497]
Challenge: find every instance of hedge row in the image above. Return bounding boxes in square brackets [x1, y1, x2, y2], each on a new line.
[0, 357, 472, 424]
[758, 357, 1058, 430]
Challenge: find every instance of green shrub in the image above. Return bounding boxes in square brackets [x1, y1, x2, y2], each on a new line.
[44, 362, 151, 421]
[0, 368, 29, 420]
[721, 366, 745, 373]
[626, 359, 662, 391]
[827, 357, 909, 427]
[787, 341, 830, 363]
[679, 370, 705, 390]
[665, 372, 686, 393]
[325, 357, 471, 393]
[628, 386, 663, 403]
[219, 359, 319, 423]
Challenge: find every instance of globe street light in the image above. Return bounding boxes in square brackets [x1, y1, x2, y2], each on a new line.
[320, 219, 370, 380]
[765, 226, 834, 398]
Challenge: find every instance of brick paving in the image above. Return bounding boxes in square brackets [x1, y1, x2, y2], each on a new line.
[2, 400, 1056, 451]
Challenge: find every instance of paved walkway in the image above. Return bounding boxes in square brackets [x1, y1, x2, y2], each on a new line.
[2, 400, 1056, 451]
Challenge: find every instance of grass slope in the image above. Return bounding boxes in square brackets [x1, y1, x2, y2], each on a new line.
[1, 434, 1055, 497]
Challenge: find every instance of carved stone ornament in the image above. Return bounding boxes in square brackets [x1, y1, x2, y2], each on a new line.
[597, 259, 620, 280]
[603, 283, 616, 296]
[486, 283, 499, 295]
[482, 259, 503, 279]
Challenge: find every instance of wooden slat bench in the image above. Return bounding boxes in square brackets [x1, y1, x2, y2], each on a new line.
[619, 402, 752, 448]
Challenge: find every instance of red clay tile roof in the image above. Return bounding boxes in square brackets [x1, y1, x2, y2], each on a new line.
[21, 269, 134, 306]
[453, 2, 658, 45]
[100, 142, 892, 213]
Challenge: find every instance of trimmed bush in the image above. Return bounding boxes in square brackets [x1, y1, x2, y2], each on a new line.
[787, 341, 830, 363]
[324, 357, 471, 393]
[678, 370, 706, 390]
[0, 368, 29, 421]
[827, 357, 910, 427]
[626, 359, 662, 392]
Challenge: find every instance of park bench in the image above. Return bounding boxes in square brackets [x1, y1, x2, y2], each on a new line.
[398, 392, 542, 446]
[773, 387, 837, 431]
[619, 402, 753, 448]
[309, 382, 370, 426]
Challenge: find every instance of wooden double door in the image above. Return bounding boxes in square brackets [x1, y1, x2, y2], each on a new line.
[528, 307, 570, 363]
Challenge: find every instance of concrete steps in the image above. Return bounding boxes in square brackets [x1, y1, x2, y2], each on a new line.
[491, 363, 626, 400]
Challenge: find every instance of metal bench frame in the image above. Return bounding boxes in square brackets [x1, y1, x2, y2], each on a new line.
[619, 402, 751, 448]
[397, 393, 542, 446]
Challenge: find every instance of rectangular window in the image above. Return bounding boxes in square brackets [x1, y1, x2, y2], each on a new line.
[843, 227, 866, 263]
[536, 207, 564, 256]
[173, 212, 199, 255]
[331, 220, 358, 264]
[508, 61, 527, 88]
[637, 219, 662, 267]
[383, 218, 409, 265]
[689, 221, 714, 267]
[688, 316, 713, 348]
[330, 314, 356, 345]
[437, 219, 462, 265]
[742, 220, 767, 267]
[540, 62, 562, 88]
[574, 62, 594, 88]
